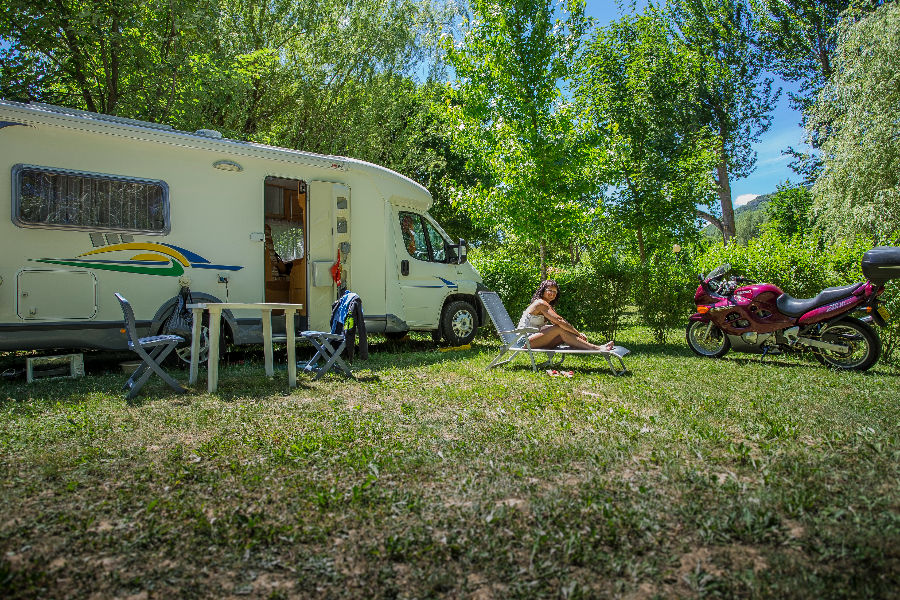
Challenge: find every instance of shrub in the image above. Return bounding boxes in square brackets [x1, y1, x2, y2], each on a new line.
[695, 231, 869, 298]
[554, 255, 633, 342]
[471, 249, 633, 341]
[635, 249, 698, 343]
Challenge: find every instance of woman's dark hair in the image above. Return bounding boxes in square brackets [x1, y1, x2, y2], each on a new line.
[532, 279, 560, 308]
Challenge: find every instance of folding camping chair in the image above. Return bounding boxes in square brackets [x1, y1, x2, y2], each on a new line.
[478, 291, 630, 376]
[300, 331, 352, 380]
[116, 293, 188, 399]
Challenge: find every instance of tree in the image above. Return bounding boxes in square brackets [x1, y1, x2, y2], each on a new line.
[443, 0, 592, 280]
[668, 0, 781, 243]
[577, 11, 719, 263]
[0, 0, 211, 122]
[808, 1, 900, 244]
[751, 0, 888, 181]
[764, 180, 813, 238]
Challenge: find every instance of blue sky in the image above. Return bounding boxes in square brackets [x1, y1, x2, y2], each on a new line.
[584, 0, 806, 205]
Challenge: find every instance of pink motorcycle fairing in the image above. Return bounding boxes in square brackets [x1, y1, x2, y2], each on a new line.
[692, 283, 795, 335]
[796, 281, 872, 325]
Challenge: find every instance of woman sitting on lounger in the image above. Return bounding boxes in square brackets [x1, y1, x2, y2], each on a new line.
[518, 280, 614, 351]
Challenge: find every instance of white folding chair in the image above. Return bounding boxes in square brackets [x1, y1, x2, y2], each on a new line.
[478, 291, 630, 376]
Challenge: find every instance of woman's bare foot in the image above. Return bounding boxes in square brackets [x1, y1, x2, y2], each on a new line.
[600, 340, 614, 352]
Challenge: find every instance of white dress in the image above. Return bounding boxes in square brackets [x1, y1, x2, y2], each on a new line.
[517, 310, 546, 330]
[515, 310, 546, 346]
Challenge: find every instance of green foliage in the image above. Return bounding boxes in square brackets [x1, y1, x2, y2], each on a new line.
[668, 0, 782, 240]
[764, 181, 813, 238]
[879, 280, 900, 364]
[696, 229, 869, 298]
[635, 249, 698, 343]
[469, 247, 540, 322]
[553, 256, 634, 341]
[808, 1, 900, 244]
[734, 208, 768, 245]
[0, 0, 213, 120]
[576, 11, 718, 258]
[443, 0, 593, 277]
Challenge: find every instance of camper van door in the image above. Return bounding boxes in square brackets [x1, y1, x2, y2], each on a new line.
[394, 208, 457, 327]
[307, 181, 345, 331]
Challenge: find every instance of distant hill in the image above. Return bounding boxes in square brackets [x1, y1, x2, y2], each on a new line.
[702, 192, 774, 241]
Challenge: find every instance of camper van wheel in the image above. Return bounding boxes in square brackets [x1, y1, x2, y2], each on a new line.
[162, 313, 224, 366]
[442, 301, 477, 346]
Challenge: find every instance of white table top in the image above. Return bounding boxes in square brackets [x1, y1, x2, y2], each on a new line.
[187, 302, 303, 310]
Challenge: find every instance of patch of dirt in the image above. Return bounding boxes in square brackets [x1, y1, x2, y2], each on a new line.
[496, 498, 527, 510]
[725, 545, 768, 573]
[624, 582, 659, 600]
[784, 520, 805, 539]
[678, 547, 725, 580]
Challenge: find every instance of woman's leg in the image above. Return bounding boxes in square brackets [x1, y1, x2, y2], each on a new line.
[529, 325, 613, 351]
[527, 325, 564, 349]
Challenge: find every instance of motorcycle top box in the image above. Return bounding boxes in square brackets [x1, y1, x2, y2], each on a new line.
[861, 246, 900, 287]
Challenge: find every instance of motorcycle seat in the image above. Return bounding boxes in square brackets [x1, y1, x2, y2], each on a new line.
[775, 282, 865, 318]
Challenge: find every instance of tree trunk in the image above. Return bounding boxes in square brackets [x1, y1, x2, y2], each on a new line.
[540, 240, 547, 281]
[714, 132, 735, 242]
[637, 226, 646, 264]
[696, 210, 725, 242]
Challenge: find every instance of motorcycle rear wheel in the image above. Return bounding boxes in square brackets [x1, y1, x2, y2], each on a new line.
[686, 320, 730, 358]
[813, 318, 880, 371]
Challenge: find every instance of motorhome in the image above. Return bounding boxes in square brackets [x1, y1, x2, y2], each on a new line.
[0, 100, 489, 361]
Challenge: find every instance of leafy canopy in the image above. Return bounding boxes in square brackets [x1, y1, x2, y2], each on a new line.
[576, 11, 718, 257]
[808, 1, 900, 243]
[443, 0, 593, 268]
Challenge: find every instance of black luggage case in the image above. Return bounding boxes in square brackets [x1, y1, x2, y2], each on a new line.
[862, 246, 900, 287]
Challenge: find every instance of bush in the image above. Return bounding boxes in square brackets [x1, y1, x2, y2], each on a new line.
[553, 256, 633, 342]
[695, 231, 869, 298]
[470, 249, 633, 341]
[635, 249, 698, 343]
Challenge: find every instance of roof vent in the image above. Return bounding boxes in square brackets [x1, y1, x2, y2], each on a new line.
[195, 129, 223, 139]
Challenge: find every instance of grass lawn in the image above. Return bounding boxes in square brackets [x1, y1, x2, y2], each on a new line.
[1, 327, 899, 599]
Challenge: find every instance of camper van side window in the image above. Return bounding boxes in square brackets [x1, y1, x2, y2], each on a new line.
[399, 212, 430, 262]
[12, 164, 169, 234]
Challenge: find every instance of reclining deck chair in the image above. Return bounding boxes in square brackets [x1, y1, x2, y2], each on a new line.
[478, 291, 630, 376]
[116, 293, 188, 399]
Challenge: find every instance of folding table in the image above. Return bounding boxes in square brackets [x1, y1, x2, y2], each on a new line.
[187, 302, 303, 392]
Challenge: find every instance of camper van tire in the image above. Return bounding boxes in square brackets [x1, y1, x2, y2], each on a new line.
[152, 296, 228, 366]
[442, 300, 478, 346]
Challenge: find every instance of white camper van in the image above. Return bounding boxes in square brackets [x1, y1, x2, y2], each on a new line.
[0, 100, 489, 360]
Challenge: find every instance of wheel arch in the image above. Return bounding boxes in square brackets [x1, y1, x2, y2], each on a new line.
[440, 292, 485, 328]
[149, 292, 236, 343]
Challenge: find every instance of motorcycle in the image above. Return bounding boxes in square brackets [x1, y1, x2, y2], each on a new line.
[686, 246, 900, 371]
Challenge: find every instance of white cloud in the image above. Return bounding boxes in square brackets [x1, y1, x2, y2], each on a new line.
[735, 193, 759, 207]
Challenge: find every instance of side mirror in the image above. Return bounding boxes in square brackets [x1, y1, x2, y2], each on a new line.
[457, 239, 468, 264]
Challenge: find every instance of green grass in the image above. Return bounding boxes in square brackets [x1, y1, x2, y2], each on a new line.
[1, 328, 900, 599]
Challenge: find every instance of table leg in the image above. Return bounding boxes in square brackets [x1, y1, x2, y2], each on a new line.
[208, 308, 222, 393]
[262, 309, 274, 377]
[286, 309, 297, 388]
[189, 307, 203, 385]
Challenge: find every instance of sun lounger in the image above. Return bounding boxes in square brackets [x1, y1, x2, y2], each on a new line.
[478, 291, 630, 376]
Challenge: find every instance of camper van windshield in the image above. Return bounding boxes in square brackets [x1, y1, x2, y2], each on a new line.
[13, 165, 168, 233]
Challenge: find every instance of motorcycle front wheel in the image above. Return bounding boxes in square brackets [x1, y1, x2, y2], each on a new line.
[813, 318, 881, 371]
[686, 320, 731, 358]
